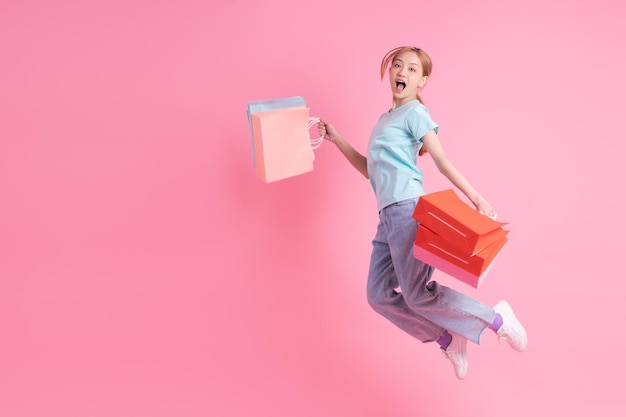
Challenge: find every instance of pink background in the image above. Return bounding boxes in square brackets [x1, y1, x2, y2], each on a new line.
[1, 0, 625, 416]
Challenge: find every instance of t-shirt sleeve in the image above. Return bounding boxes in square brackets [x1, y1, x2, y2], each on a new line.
[405, 105, 439, 142]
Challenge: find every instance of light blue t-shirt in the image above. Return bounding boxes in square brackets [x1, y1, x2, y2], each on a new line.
[367, 100, 439, 211]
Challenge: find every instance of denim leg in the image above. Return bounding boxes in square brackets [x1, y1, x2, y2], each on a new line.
[367, 199, 495, 344]
[367, 202, 444, 343]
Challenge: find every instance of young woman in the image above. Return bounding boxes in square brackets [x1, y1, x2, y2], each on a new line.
[318, 46, 527, 379]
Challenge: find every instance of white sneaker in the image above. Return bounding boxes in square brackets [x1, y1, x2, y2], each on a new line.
[494, 301, 528, 352]
[441, 332, 468, 380]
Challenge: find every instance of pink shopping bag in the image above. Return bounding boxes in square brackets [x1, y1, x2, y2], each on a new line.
[247, 96, 307, 168]
[251, 106, 321, 183]
[412, 189, 510, 288]
[414, 224, 508, 288]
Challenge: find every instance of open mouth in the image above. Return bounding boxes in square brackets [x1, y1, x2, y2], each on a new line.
[395, 81, 406, 92]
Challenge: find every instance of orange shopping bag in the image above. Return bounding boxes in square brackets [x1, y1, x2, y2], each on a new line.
[412, 189, 508, 254]
[248, 97, 322, 183]
[414, 224, 508, 288]
[412, 189, 509, 288]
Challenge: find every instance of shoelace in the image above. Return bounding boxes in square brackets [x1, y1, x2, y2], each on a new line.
[441, 348, 463, 363]
[497, 325, 526, 351]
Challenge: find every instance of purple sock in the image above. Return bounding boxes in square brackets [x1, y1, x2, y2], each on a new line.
[489, 312, 503, 333]
[436, 330, 452, 350]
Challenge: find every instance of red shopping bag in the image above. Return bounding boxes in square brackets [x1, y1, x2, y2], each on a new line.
[414, 224, 508, 288]
[412, 189, 508, 255]
[412, 189, 509, 288]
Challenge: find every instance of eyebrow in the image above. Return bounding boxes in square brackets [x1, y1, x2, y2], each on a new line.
[393, 58, 420, 67]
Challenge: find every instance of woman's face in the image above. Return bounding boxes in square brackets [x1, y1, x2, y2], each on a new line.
[388, 50, 428, 107]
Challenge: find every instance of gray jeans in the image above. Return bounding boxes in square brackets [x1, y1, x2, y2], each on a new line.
[367, 199, 495, 344]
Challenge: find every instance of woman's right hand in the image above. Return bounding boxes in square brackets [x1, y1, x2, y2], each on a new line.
[318, 119, 340, 144]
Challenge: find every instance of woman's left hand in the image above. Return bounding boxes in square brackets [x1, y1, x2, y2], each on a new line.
[475, 196, 498, 220]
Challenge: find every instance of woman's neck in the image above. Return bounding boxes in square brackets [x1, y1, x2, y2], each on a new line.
[390, 98, 417, 112]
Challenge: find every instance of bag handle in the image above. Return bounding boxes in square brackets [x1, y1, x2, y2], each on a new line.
[308, 117, 323, 150]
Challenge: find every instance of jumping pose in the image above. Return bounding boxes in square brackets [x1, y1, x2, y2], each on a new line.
[318, 46, 527, 379]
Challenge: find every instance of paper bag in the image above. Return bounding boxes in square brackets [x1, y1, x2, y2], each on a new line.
[247, 97, 307, 167]
[413, 189, 508, 255]
[251, 106, 315, 183]
[413, 244, 502, 288]
[413, 224, 508, 288]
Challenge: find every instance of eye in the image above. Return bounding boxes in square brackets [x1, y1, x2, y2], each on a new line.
[410, 67, 416, 72]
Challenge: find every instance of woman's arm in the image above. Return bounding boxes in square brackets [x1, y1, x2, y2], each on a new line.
[318, 120, 369, 179]
[422, 130, 496, 217]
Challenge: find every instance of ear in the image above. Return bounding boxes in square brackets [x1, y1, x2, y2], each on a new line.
[418, 75, 429, 88]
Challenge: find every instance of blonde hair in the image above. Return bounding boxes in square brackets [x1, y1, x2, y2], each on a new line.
[380, 46, 433, 156]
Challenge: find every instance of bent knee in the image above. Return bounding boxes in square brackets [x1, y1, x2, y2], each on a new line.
[367, 287, 400, 312]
